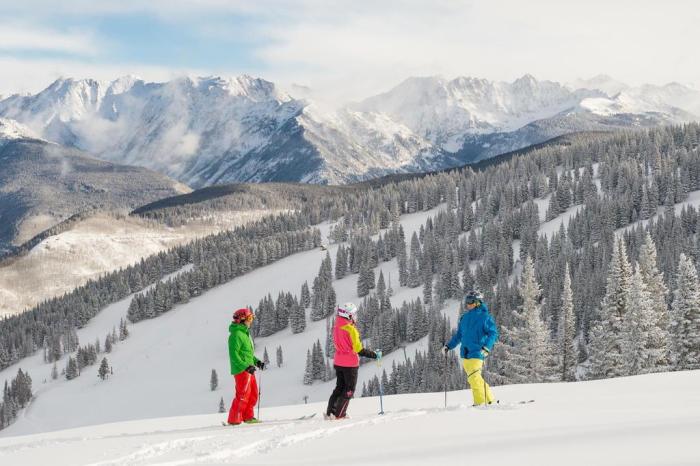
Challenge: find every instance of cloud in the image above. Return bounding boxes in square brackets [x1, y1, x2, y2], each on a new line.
[1, 0, 699, 105]
[0, 56, 202, 96]
[0, 22, 100, 55]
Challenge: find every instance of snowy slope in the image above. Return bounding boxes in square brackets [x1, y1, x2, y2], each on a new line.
[0, 206, 445, 437]
[0, 370, 698, 466]
[0, 209, 282, 317]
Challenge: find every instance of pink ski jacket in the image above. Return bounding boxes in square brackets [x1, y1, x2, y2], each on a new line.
[332, 316, 364, 367]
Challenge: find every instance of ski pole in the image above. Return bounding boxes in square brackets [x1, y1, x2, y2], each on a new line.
[376, 350, 384, 415]
[257, 369, 262, 420]
[444, 351, 448, 409]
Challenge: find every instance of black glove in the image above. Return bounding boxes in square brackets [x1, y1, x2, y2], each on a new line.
[255, 360, 265, 370]
[358, 348, 377, 359]
[480, 347, 490, 358]
[245, 365, 256, 374]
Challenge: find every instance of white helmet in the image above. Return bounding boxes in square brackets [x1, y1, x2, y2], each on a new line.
[337, 302, 358, 321]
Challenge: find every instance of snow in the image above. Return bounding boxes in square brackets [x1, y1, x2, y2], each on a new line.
[0, 205, 448, 437]
[0, 210, 284, 317]
[617, 189, 700, 235]
[0, 370, 698, 465]
[538, 204, 584, 239]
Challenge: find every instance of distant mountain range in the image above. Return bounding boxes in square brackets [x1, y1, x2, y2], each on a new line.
[1, 74, 699, 187]
[0, 118, 190, 253]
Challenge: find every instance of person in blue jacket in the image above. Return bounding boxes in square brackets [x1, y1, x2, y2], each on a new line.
[442, 291, 499, 405]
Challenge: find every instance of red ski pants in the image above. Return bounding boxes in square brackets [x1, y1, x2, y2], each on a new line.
[227, 371, 258, 424]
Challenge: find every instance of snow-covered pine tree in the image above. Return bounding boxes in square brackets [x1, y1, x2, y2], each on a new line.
[65, 356, 78, 380]
[637, 232, 670, 369]
[303, 350, 313, 385]
[300, 281, 311, 308]
[98, 358, 110, 380]
[671, 254, 700, 370]
[500, 256, 555, 383]
[588, 238, 632, 378]
[210, 369, 218, 391]
[218, 397, 226, 413]
[622, 266, 658, 375]
[276, 345, 283, 368]
[558, 263, 577, 381]
[290, 301, 306, 334]
[51, 362, 58, 380]
[263, 347, 270, 367]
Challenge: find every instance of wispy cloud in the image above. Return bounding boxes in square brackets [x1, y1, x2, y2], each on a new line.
[0, 22, 100, 56]
[0, 0, 699, 103]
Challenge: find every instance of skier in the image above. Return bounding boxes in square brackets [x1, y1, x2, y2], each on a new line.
[442, 291, 499, 406]
[326, 302, 380, 419]
[226, 308, 265, 425]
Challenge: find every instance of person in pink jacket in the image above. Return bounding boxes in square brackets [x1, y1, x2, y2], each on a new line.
[325, 302, 380, 419]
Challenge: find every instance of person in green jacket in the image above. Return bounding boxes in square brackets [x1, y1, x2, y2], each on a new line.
[226, 308, 265, 425]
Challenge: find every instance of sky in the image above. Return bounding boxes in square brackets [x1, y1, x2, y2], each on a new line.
[1, 0, 699, 104]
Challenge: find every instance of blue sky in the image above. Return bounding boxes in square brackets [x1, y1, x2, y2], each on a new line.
[1, 0, 699, 103]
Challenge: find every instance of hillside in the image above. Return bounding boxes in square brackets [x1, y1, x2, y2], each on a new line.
[0, 134, 190, 254]
[1, 125, 699, 447]
[0, 370, 697, 465]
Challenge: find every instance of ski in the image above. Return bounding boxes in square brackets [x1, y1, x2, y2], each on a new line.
[221, 413, 316, 427]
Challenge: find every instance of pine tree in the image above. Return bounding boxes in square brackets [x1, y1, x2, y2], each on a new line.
[98, 358, 110, 380]
[637, 233, 670, 369]
[51, 362, 58, 381]
[210, 369, 218, 391]
[300, 281, 311, 308]
[263, 347, 270, 367]
[104, 334, 113, 353]
[558, 263, 578, 381]
[276, 346, 283, 368]
[624, 267, 657, 375]
[671, 254, 700, 370]
[65, 357, 78, 380]
[500, 256, 555, 383]
[589, 238, 632, 378]
[218, 397, 226, 413]
[303, 350, 314, 385]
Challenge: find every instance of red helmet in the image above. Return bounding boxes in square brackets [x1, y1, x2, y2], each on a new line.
[233, 308, 254, 323]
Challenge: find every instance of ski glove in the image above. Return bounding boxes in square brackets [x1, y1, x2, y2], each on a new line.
[480, 347, 490, 358]
[245, 365, 256, 374]
[358, 348, 378, 359]
[255, 360, 265, 370]
[441, 345, 449, 356]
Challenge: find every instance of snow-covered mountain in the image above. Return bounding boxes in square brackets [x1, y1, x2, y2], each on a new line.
[1, 74, 699, 186]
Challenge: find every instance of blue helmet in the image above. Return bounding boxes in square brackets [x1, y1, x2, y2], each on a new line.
[464, 291, 483, 307]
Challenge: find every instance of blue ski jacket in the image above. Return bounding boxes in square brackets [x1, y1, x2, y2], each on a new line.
[446, 302, 499, 360]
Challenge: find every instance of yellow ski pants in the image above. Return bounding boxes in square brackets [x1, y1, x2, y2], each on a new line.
[463, 358, 494, 405]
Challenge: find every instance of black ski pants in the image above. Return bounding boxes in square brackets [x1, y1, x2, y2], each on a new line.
[327, 365, 358, 418]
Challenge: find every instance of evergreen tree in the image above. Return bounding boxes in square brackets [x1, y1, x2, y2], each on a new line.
[637, 233, 670, 369]
[303, 350, 314, 385]
[671, 254, 700, 370]
[218, 397, 226, 413]
[500, 256, 555, 383]
[263, 347, 270, 367]
[65, 357, 78, 380]
[51, 362, 58, 381]
[558, 263, 578, 381]
[98, 358, 110, 380]
[210, 369, 219, 391]
[624, 267, 657, 375]
[276, 345, 283, 368]
[589, 238, 632, 378]
[300, 281, 311, 308]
